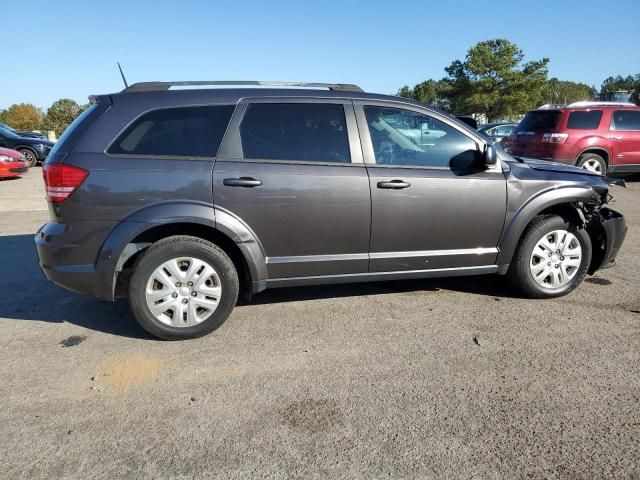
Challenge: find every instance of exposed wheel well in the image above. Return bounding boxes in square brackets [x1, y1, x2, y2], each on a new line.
[517, 202, 603, 273]
[578, 148, 609, 165]
[115, 223, 252, 300]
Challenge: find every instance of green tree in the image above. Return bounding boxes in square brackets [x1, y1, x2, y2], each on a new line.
[444, 39, 549, 121]
[0, 109, 8, 124]
[42, 98, 83, 136]
[543, 78, 594, 105]
[398, 80, 449, 108]
[4, 103, 43, 131]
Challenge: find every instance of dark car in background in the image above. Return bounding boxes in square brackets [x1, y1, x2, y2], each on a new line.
[35, 81, 626, 340]
[0, 126, 54, 166]
[478, 122, 517, 143]
[508, 102, 640, 175]
[0, 123, 47, 140]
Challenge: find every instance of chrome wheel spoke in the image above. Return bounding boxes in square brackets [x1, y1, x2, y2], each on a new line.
[530, 229, 582, 289]
[145, 256, 222, 327]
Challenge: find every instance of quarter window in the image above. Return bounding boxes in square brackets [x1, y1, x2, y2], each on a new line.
[364, 106, 477, 168]
[108, 105, 235, 157]
[566, 110, 603, 129]
[611, 110, 640, 131]
[240, 103, 351, 163]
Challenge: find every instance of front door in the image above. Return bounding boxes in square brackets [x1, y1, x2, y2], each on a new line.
[610, 109, 640, 168]
[356, 102, 507, 273]
[213, 99, 371, 279]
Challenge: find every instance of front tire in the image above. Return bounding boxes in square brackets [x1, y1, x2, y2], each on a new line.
[18, 149, 38, 168]
[508, 215, 591, 298]
[128, 236, 239, 340]
[577, 153, 606, 176]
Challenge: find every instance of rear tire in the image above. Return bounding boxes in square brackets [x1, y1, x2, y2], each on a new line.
[508, 215, 591, 298]
[577, 153, 606, 176]
[128, 236, 239, 340]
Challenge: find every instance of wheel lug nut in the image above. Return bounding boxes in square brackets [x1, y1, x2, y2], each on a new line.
[176, 282, 181, 287]
[560, 256, 564, 261]
[556, 250, 560, 254]
[172, 293, 178, 298]
[182, 298, 188, 304]
[191, 292, 197, 297]
[554, 264, 559, 268]
[547, 262, 551, 266]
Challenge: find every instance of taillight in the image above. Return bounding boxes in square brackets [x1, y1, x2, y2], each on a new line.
[541, 133, 569, 144]
[43, 164, 88, 203]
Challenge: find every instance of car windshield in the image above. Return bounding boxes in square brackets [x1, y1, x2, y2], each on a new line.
[516, 111, 561, 132]
[0, 126, 20, 139]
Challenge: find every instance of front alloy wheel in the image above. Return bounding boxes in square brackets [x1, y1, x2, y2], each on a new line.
[508, 214, 591, 298]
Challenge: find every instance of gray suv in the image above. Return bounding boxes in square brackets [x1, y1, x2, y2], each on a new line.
[35, 81, 627, 339]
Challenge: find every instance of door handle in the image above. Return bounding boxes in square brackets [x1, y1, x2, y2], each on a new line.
[223, 177, 262, 187]
[612, 135, 623, 140]
[377, 180, 411, 189]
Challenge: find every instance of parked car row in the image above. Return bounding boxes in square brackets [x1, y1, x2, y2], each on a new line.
[0, 123, 47, 140]
[0, 125, 54, 167]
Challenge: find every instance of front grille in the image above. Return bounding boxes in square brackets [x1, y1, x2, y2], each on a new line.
[9, 167, 28, 174]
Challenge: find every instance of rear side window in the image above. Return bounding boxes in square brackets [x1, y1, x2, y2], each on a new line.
[240, 103, 351, 163]
[108, 105, 234, 157]
[517, 111, 562, 131]
[611, 110, 640, 131]
[566, 110, 602, 129]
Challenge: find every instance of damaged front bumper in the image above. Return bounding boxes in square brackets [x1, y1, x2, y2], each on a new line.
[588, 207, 627, 273]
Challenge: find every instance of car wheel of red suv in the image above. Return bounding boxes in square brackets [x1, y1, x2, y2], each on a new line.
[577, 153, 606, 176]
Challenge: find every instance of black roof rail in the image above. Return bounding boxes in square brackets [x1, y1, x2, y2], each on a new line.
[122, 80, 364, 93]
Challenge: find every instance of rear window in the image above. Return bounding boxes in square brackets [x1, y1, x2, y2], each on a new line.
[516, 111, 562, 131]
[240, 103, 351, 163]
[566, 110, 602, 129]
[108, 105, 234, 157]
[611, 110, 640, 131]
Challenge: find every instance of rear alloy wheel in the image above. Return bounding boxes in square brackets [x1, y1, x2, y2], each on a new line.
[18, 149, 37, 168]
[128, 236, 239, 340]
[577, 153, 606, 176]
[508, 215, 591, 298]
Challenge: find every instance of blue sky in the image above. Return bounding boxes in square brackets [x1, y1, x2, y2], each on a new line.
[2, 0, 639, 109]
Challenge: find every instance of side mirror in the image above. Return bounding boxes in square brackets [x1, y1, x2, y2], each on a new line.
[483, 143, 497, 166]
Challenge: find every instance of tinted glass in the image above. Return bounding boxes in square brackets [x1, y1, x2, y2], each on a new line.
[517, 111, 562, 131]
[364, 106, 477, 168]
[240, 103, 350, 162]
[108, 105, 234, 157]
[495, 125, 514, 136]
[566, 110, 602, 129]
[611, 110, 640, 131]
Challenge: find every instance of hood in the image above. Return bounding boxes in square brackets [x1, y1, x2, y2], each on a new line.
[18, 137, 54, 147]
[518, 157, 600, 177]
[0, 147, 23, 160]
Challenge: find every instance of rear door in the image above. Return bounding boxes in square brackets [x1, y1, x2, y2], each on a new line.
[610, 109, 640, 168]
[213, 98, 371, 279]
[356, 101, 506, 273]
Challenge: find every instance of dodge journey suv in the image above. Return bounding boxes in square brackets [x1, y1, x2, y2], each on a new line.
[509, 101, 640, 176]
[35, 81, 627, 339]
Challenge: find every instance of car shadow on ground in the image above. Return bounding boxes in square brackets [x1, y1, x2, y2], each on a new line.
[1, 233, 521, 338]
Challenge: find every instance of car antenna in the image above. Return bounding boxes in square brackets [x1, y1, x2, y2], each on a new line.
[117, 62, 129, 88]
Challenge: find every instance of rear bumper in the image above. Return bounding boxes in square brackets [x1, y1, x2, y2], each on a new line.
[35, 221, 117, 300]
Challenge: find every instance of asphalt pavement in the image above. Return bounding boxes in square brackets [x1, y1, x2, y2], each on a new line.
[1, 169, 639, 479]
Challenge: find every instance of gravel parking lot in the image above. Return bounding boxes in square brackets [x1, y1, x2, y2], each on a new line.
[1, 169, 639, 479]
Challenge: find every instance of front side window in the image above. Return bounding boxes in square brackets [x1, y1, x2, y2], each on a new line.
[495, 125, 514, 136]
[364, 106, 477, 168]
[566, 110, 602, 129]
[108, 105, 235, 157]
[611, 110, 640, 131]
[240, 103, 351, 163]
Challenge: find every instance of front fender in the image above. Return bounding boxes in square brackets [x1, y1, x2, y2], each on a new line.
[497, 186, 601, 266]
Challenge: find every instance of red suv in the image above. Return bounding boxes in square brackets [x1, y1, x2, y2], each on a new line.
[508, 102, 640, 176]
